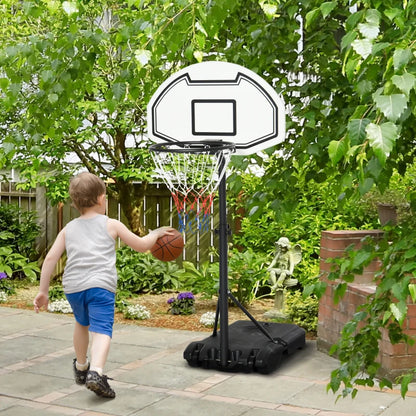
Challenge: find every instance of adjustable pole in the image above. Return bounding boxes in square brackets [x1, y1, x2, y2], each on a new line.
[218, 159, 229, 368]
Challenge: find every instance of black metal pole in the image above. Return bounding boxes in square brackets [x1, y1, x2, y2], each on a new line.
[218, 160, 229, 368]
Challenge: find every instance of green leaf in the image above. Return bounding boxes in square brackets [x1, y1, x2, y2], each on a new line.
[0, 77, 10, 90]
[356, 80, 372, 98]
[334, 282, 347, 304]
[371, 42, 389, 55]
[348, 118, 370, 145]
[373, 94, 407, 122]
[358, 177, 374, 195]
[352, 250, 371, 269]
[134, 49, 151, 67]
[390, 302, 406, 325]
[193, 50, 203, 62]
[393, 48, 413, 71]
[400, 373, 413, 398]
[260, 3, 277, 19]
[365, 9, 381, 26]
[48, 93, 58, 104]
[62, 1, 79, 16]
[351, 38, 373, 59]
[195, 21, 208, 36]
[409, 284, 416, 303]
[305, 8, 320, 28]
[382, 310, 392, 324]
[385, 8, 402, 21]
[320, 2, 337, 19]
[341, 31, 357, 51]
[404, 247, 416, 259]
[112, 83, 126, 101]
[328, 140, 347, 164]
[0, 231, 15, 240]
[366, 122, 398, 165]
[392, 73, 416, 96]
[248, 205, 261, 220]
[0, 265, 13, 276]
[358, 22, 379, 40]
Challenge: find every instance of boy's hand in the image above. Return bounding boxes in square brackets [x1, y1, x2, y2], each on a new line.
[151, 226, 176, 239]
[33, 292, 49, 313]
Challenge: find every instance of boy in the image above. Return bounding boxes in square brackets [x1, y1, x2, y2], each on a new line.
[34, 172, 174, 398]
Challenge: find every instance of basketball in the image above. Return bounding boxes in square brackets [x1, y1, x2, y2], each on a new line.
[151, 229, 184, 261]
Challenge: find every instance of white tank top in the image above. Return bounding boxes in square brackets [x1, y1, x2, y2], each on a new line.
[63, 214, 117, 294]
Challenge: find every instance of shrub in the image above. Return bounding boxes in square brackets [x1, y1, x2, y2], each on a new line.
[174, 248, 270, 306]
[116, 246, 181, 300]
[0, 271, 14, 295]
[0, 246, 39, 285]
[0, 204, 40, 284]
[48, 285, 66, 301]
[173, 260, 219, 299]
[0, 204, 40, 260]
[230, 171, 379, 290]
[285, 290, 319, 333]
[227, 248, 270, 306]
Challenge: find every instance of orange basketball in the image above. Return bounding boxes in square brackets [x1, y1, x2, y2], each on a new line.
[151, 229, 184, 261]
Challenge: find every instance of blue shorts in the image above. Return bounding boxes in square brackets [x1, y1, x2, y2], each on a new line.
[66, 288, 115, 338]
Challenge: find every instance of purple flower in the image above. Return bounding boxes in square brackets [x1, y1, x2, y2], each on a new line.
[167, 297, 175, 304]
[0, 272, 7, 280]
[177, 292, 194, 300]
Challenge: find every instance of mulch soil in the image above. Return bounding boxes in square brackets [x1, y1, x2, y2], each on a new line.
[3, 286, 277, 333]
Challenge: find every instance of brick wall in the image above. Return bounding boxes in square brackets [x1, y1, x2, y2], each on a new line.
[317, 230, 416, 380]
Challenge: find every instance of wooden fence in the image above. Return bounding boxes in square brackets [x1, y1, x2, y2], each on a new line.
[0, 181, 226, 267]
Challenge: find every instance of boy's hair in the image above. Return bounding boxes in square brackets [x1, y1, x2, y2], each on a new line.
[69, 172, 106, 212]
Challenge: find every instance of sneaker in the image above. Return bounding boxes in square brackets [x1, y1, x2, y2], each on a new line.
[73, 358, 90, 385]
[85, 370, 116, 398]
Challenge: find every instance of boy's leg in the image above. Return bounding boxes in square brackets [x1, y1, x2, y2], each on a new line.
[90, 331, 111, 373]
[73, 321, 89, 365]
[84, 288, 116, 398]
[66, 292, 91, 384]
[86, 332, 115, 398]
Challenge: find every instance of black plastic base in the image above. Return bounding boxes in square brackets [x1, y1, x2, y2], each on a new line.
[184, 320, 306, 374]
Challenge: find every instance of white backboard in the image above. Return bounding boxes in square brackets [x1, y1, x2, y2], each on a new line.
[147, 61, 285, 155]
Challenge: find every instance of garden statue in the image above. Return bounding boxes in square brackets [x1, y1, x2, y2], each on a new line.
[265, 237, 302, 319]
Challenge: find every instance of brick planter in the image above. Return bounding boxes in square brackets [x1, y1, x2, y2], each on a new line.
[317, 230, 416, 380]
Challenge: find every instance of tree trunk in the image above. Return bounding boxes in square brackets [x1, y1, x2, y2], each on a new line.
[116, 179, 147, 236]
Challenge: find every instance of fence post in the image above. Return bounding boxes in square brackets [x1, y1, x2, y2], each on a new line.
[35, 186, 47, 258]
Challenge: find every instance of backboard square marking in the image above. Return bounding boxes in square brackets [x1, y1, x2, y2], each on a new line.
[191, 99, 236, 136]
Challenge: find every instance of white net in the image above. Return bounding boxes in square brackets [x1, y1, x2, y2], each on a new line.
[150, 142, 235, 233]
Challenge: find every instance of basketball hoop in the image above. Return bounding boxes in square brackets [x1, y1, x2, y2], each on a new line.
[149, 141, 235, 233]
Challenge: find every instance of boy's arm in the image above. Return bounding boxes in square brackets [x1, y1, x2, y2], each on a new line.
[34, 229, 66, 313]
[108, 219, 174, 252]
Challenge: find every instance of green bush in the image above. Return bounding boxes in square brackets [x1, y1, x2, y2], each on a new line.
[0, 204, 40, 260]
[0, 246, 39, 285]
[230, 170, 379, 290]
[116, 246, 181, 300]
[228, 248, 270, 306]
[0, 204, 40, 284]
[48, 285, 66, 301]
[173, 260, 219, 299]
[174, 248, 270, 306]
[285, 290, 319, 333]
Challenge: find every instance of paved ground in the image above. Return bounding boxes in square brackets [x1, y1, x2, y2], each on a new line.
[1, 306, 416, 416]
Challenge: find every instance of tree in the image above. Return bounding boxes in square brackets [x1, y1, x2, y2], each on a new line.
[224, 0, 416, 217]
[0, 0, 238, 234]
